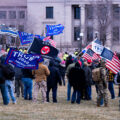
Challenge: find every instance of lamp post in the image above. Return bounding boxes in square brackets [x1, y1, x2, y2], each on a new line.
[79, 32, 84, 51]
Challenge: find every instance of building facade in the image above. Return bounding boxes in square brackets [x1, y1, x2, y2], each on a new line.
[27, 0, 120, 52]
[0, 0, 27, 46]
[0, 0, 120, 52]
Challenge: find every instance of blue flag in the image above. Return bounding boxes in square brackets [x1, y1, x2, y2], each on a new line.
[101, 48, 113, 60]
[5, 48, 44, 69]
[46, 24, 64, 36]
[18, 31, 34, 45]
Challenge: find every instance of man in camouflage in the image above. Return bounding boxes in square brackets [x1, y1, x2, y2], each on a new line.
[96, 60, 108, 107]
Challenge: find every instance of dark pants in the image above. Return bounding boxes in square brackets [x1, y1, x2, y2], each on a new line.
[0, 84, 9, 105]
[22, 78, 33, 100]
[15, 79, 24, 97]
[85, 85, 92, 100]
[71, 89, 81, 104]
[108, 81, 115, 99]
[46, 86, 57, 102]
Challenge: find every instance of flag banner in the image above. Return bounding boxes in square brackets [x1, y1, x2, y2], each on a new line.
[101, 47, 120, 74]
[82, 48, 100, 61]
[46, 24, 64, 36]
[28, 38, 59, 59]
[92, 39, 104, 55]
[5, 48, 43, 69]
[43, 36, 56, 48]
[0, 28, 18, 37]
[18, 31, 34, 45]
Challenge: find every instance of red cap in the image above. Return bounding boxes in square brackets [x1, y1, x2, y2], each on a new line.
[78, 60, 82, 67]
[87, 59, 92, 64]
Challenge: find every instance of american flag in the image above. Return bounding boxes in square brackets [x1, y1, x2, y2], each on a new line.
[82, 48, 100, 61]
[101, 47, 120, 74]
[43, 36, 56, 48]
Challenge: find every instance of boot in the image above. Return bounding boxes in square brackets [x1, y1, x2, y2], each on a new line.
[97, 103, 100, 107]
[104, 103, 108, 107]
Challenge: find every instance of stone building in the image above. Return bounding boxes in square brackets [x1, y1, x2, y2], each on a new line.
[0, 0, 27, 46]
[27, 0, 120, 52]
[0, 0, 120, 52]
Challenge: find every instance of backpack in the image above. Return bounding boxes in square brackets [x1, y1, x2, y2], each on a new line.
[92, 67, 101, 82]
[4, 64, 15, 80]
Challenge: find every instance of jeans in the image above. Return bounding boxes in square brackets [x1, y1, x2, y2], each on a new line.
[67, 81, 71, 101]
[47, 86, 57, 102]
[86, 86, 92, 100]
[5, 80, 16, 103]
[0, 84, 9, 105]
[108, 81, 115, 99]
[71, 90, 81, 104]
[22, 78, 33, 100]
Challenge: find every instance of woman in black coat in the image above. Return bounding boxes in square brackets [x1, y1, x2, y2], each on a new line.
[68, 61, 86, 104]
[47, 60, 62, 103]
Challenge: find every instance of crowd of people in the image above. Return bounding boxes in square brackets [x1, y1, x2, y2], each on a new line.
[0, 48, 120, 108]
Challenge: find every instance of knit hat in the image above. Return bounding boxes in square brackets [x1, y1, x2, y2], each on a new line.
[78, 60, 82, 67]
[87, 59, 92, 64]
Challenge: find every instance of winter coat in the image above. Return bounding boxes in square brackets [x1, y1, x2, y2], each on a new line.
[34, 63, 50, 82]
[15, 67, 22, 80]
[65, 55, 73, 69]
[22, 69, 34, 79]
[0, 64, 6, 84]
[68, 62, 86, 91]
[47, 61, 61, 88]
[83, 62, 92, 86]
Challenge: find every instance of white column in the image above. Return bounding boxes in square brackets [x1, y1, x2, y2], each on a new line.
[65, 5, 72, 46]
[80, 4, 86, 45]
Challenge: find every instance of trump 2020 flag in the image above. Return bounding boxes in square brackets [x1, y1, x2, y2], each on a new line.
[5, 48, 43, 69]
[18, 31, 34, 45]
[82, 48, 100, 61]
[101, 47, 120, 74]
[28, 38, 59, 59]
[46, 24, 64, 36]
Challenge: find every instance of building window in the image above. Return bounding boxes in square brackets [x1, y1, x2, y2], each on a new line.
[9, 11, 16, 19]
[0, 11, 6, 19]
[74, 6, 80, 19]
[113, 27, 119, 42]
[113, 4, 120, 20]
[87, 27, 93, 42]
[46, 7, 53, 19]
[19, 11, 25, 19]
[18, 25, 24, 32]
[86, 5, 93, 19]
[74, 27, 80, 41]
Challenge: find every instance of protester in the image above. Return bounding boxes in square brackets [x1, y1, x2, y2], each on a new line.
[83, 60, 92, 100]
[4, 63, 16, 104]
[0, 57, 9, 105]
[46, 60, 62, 103]
[93, 60, 108, 107]
[107, 70, 115, 99]
[22, 69, 34, 100]
[14, 67, 24, 98]
[67, 60, 86, 104]
[33, 62, 50, 103]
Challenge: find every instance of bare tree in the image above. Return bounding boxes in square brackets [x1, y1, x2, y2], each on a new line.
[91, 0, 113, 45]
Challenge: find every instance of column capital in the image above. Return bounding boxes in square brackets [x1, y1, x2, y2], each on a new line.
[79, 4, 85, 8]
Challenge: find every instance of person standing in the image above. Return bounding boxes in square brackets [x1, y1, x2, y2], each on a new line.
[33, 62, 50, 103]
[107, 70, 115, 99]
[0, 59, 9, 105]
[67, 60, 86, 104]
[46, 60, 62, 103]
[95, 60, 108, 107]
[14, 67, 24, 98]
[22, 69, 34, 100]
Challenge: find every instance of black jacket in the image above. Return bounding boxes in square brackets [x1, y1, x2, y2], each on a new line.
[47, 61, 62, 88]
[22, 69, 34, 79]
[68, 62, 86, 91]
[0, 64, 6, 84]
[83, 64, 92, 86]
